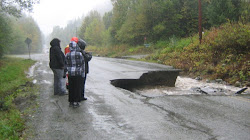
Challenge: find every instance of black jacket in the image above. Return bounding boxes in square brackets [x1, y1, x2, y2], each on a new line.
[49, 38, 65, 69]
[80, 50, 92, 74]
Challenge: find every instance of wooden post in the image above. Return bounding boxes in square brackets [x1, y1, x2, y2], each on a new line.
[25, 38, 32, 59]
[198, 0, 202, 44]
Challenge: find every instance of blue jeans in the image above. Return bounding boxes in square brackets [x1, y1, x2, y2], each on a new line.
[52, 68, 66, 95]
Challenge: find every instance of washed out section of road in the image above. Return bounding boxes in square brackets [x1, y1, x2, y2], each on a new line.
[88, 57, 223, 139]
[105, 56, 249, 96]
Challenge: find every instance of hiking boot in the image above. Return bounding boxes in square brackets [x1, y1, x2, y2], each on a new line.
[73, 102, 80, 108]
[59, 91, 68, 96]
[81, 97, 87, 101]
[63, 91, 68, 95]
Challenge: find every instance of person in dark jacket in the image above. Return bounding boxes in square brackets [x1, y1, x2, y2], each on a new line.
[77, 39, 92, 101]
[65, 37, 85, 107]
[49, 38, 67, 95]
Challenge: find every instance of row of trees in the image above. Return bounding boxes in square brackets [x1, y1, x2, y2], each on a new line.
[49, 12, 109, 48]
[49, 0, 249, 48]
[0, 0, 42, 58]
[71, 0, 248, 47]
[110, 0, 249, 46]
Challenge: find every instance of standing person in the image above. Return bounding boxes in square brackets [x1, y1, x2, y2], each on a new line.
[65, 37, 85, 107]
[64, 44, 70, 89]
[77, 39, 92, 101]
[49, 38, 67, 96]
[64, 44, 70, 54]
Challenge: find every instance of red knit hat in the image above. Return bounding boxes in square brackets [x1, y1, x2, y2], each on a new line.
[70, 37, 79, 43]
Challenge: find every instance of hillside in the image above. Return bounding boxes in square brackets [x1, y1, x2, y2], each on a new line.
[88, 22, 250, 87]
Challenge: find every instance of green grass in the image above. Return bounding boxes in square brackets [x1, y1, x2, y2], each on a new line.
[0, 57, 37, 139]
[0, 58, 35, 95]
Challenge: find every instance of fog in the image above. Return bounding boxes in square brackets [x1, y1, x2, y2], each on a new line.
[31, 0, 112, 35]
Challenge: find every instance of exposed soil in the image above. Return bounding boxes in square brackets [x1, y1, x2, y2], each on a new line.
[14, 86, 38, 111]
[13, 81, 38, 116]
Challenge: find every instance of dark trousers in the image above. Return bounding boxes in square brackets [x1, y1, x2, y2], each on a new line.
[68, 76, 84, 102]
[82, 74, 87, 98]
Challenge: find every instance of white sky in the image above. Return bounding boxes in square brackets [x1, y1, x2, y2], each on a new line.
[30, 0, 112, 36]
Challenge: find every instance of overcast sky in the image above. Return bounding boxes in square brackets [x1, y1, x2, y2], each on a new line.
[30, 0, 112, 35]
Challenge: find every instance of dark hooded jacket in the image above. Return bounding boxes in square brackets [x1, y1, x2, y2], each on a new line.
[49, 38, 65, 69]
[78, 39, 92, 74]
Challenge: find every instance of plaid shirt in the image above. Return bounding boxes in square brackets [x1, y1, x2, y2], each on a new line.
[65, 41, 85, 77]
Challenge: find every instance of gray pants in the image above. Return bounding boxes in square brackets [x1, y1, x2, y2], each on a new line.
[52, 68, 66, 95]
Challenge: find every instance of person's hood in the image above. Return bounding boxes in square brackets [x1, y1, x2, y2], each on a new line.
[50, 38, 61, 47]
[69, 41, 81, 52]
[77, 39, 87, 50]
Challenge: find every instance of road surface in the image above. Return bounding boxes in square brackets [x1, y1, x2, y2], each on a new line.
[16, 54, 250, 140]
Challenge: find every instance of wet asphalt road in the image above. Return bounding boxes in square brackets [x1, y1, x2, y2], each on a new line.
[16, 54, 250, 140]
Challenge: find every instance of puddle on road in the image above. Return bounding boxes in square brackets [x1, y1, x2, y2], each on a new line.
[42, 80, 52, 84]
[174, 77, 249, 96]
[33, 79, 37, 84]
[36, 69, 52, 74]
[27, 62, 40, 78]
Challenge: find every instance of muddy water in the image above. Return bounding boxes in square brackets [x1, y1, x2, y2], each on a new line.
[176, 77, 249, 95]
[134, 76, 249, 97]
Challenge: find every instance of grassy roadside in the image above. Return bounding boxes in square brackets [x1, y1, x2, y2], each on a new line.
[0, 57, 38, 139]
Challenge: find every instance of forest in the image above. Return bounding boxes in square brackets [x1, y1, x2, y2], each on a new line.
[0, 0, 43, 58]
[50, 0, 249, 47]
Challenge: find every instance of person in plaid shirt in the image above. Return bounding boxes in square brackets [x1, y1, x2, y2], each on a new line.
[65, 37, 85, 108]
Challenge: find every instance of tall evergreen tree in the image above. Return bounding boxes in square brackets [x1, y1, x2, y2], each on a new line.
[206, 0, 235, 26]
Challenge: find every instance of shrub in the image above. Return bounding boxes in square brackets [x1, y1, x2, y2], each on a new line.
[167, 22, 250, 85]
